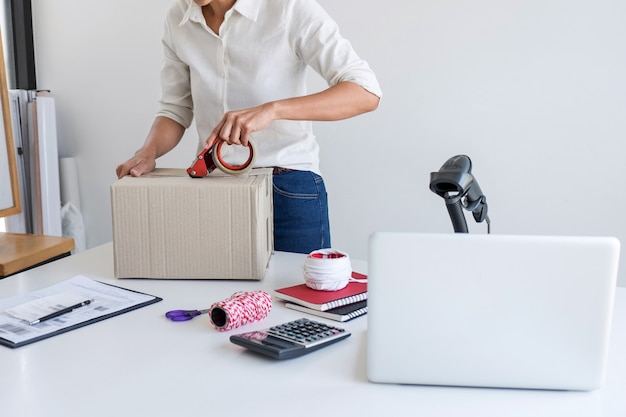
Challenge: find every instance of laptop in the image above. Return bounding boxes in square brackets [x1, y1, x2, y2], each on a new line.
[366, 232, 620, 390]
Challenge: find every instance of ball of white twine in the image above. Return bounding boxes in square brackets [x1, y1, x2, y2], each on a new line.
[303, 249, 353, 291]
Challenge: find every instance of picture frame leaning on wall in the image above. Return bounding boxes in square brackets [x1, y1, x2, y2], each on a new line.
[0, 28, 20, 218]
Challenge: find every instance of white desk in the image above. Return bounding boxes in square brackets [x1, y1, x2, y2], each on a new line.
[1, 243, 625, 417]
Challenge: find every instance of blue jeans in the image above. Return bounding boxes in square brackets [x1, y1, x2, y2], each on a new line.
[272, 170, 331, 254]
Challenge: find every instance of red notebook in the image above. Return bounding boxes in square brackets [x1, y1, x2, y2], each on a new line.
[274, 272, 367, 311]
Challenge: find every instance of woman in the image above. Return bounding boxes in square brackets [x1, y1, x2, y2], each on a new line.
[116, 0, 382, 253]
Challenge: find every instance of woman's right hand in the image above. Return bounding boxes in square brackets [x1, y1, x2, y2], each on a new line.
[115, 116, 186, 179]
[115, 151, 157, 179]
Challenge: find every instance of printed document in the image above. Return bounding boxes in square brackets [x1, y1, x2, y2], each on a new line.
[0, 275, 161, 347]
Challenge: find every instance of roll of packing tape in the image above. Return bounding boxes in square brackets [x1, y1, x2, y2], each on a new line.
[212, 138, 257, 175]
[303, 249, 353, 291]
[209, 290, 272, 331]
[187, 138, 257, 177]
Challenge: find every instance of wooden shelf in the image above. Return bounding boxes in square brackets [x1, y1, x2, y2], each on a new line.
[0, 232, 75, 277]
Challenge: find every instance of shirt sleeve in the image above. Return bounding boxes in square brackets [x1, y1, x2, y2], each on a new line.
[156, 17, 194, 128]
[289, 0, 382, 98]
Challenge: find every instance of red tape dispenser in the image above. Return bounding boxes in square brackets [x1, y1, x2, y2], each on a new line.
[187, 138, 256, 177]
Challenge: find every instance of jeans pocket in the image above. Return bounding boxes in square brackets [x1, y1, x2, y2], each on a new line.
[272, 171, 324, 199]
[272, 171, 330, 253]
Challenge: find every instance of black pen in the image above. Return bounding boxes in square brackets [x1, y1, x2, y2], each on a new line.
[29, 299, 94, 326]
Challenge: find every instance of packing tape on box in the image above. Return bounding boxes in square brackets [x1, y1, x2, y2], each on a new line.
[209, 291, 272, 331]
[303, 249, 355, 291]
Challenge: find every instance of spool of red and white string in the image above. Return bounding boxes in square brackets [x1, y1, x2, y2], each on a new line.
[209, 290, 272, 331]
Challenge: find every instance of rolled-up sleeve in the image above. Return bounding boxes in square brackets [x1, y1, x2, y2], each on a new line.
[157, 21, 194, 128]
[291, 0, 382, 99]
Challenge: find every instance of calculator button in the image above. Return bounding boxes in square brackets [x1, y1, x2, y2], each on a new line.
[265, 318, 349, 346]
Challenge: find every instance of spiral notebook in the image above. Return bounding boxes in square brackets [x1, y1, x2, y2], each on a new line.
[274, 272, 367, 311]
[284, 300, 367, 322]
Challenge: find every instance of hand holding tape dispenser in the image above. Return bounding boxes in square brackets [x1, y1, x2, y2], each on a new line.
[187, 137, 257, 177]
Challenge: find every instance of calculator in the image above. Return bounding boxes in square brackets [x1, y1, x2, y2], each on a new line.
[229, 318, 351, 359]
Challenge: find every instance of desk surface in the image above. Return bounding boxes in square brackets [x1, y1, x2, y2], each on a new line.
[1, 243, 625, 417]
[0, 232, 75, 276]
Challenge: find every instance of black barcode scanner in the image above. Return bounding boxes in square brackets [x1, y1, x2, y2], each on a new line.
[429, 155, 490, 233]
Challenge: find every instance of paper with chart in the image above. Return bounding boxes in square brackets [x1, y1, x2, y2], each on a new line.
[0, 275, 161, 347]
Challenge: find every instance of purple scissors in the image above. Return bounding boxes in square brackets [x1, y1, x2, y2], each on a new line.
[165, 308, 210, 321]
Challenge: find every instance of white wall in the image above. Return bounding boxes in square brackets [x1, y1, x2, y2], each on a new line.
[32, 0, 626, 285]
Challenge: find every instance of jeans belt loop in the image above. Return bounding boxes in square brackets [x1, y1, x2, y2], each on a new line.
[272, 167, 296, 175]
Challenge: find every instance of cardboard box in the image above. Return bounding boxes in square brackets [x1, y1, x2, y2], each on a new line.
[110, 168, 273, 279]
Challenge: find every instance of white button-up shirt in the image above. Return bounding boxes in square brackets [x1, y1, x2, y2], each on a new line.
[158, 0, 382, 174]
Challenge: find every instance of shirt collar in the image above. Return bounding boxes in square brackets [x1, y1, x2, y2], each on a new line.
[234, 0, 260, 21]
[179, 0, 260, 27]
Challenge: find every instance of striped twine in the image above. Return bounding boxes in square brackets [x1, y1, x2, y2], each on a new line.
[209, 290, 272, 331]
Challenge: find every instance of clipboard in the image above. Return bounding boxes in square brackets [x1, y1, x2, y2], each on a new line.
[0, 276, 162, 348]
